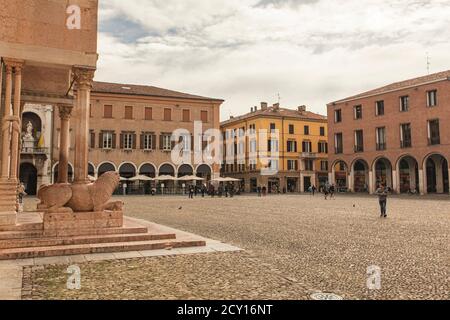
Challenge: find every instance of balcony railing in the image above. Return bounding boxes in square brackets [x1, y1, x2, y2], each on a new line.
[300, 152, 318, 158]
[376, 143, 386, 151]
[21, 147, 49, 155]
[428, 136, 441, 146]
[400, 140, 412, 149]
[354, 145, 364, 153]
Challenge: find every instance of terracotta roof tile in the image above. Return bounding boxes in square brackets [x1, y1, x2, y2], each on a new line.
[91, 81, 224, 102]
[221, 106, 327, 126]
[331, 70, 450, 104]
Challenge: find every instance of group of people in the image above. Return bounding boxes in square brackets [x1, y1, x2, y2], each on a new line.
[188, 183, 236, 199]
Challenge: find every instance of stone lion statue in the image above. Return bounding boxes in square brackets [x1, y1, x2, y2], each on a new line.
[38, 171, 123, 213]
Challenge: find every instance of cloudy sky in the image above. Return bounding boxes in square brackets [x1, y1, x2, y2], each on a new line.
[96, 0, 450, 120]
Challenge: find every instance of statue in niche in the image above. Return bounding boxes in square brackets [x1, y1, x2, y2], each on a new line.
[24, 121, 34, 139]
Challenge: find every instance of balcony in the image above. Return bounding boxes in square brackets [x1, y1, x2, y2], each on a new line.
[354, 145, 364, 153]
[300, 152, 318, 159]
[21, 147, 49, 155]
[401, 140, 412, 149]
[428, 137, 441, 146]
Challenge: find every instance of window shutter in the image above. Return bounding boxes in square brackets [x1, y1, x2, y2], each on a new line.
[294, 141, 297, 152]
[120, 133, 124, 149]
[202, 139, 208, 151]
[90, 132, 95, 149]
[112, 133, 116, 149]
[191, 134, 194, 151]
[132, 134, 137, 149]
[159, 135, 163, 150]
[140, 134, 144, 150]
[152, 135, 156, 150]
[99, 132, 103, 149]
[171, 140, 176, 150]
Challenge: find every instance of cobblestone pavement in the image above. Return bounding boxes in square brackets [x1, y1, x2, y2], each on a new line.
[25, 194, 449, 300]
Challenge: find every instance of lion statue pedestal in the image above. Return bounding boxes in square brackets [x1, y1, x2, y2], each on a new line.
[37, 172, 125, 237]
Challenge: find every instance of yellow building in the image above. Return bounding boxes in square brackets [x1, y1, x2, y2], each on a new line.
[220, 102, 328, 193]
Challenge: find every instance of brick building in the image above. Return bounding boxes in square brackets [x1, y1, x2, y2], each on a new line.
[327, 70, 450, 195]
[19, 81, 223, 194]
[220, 103, 328, 193]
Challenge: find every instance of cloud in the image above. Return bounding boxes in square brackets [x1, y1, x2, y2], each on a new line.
[96, 0, 450, 120]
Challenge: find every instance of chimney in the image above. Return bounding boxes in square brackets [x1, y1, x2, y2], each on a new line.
[254, 106, 258, 111]
[298, 105, 306, 112]
[261, 102, 268, 110]
[230, 115, 234, 119]
[273, 103, 280, 110]
[250, 107, 254, 113]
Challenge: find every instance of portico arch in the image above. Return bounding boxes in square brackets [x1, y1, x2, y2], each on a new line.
[372, 157, 393, 191]
[352, 159, 369, 193]
[395, 155, 419, 194]
[423, 153, 449, 194]
[331, 160, 348, 190]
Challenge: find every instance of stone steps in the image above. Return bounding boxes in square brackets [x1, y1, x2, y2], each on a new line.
[0, 238, 206, 260]
[0, 232, 177, 249]
[0, 223, 43, 232]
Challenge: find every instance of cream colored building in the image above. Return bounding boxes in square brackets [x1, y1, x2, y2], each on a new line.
[221, 103, 329, 193]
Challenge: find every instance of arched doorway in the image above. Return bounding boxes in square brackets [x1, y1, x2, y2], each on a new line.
[196, 164, 212, 182]
[119, 163, 136, 179]
[425, 154, 449, 194]
[119, 163, 137, 195]
[333, 160, 348, 190]
[88, 163, 95, 178]
[20, 163, 38, 195]
[98, 162, 116, 177]
[53, 163, 73, 183]
[159, 164, 175, 176]
[397, 156, 419, 193]
[139, 164, 156, 178]
[353, 160, 369, 193]
[374, 158, 392, 190]
[178, 164, 193, 177]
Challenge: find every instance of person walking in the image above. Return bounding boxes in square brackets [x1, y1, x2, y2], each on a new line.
[188, 185, 194, 199]
[312, 185, 317, 196]
[257, 186, 262, 197]
[329, 184, 336, 199]
[375, 183, 389, 218]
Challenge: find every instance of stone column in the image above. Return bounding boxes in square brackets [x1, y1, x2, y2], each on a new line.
[72, 66, 95, 184]
[348, 168, 354, 192]
[1, 64, 13, 180]
[392, 170, 399, 194]
[9, 64, 23, 181]
[368, 170, 375, 194]
[57, 104, 73, 183]
[419, 169, 426, 195]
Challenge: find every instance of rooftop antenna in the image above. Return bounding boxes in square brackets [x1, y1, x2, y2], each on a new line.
[426, 52, 431, 74]
[277, 93, 281, 104]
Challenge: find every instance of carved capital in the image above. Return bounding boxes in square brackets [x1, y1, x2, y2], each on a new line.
[73, 66, 96, 90]
[3, 58, 25, 72]
[58, 104, 73, 121]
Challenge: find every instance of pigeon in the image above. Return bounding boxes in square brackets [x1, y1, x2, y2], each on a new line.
[178, 206, 182, 210]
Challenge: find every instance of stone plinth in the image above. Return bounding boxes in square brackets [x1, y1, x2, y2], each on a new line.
[43, 210, 123, 237]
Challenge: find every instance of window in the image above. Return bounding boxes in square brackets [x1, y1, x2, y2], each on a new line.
[102, 132, 113, 149]
[376, 101, 385, 116]
[268, 160, 279, 171]
[304, 125, 310, 135]
[289, 124, 294, 134]
[142, 133, 154, 150]
[304, 160, 314, 171]
[287, 140, 298, 153]
[144, 107, 152, 120]
[249, 139, 257, 153]
[89, 104, 93, 118]
[320, 161, 329, 172]
[318, 141, 328, 154]
[376, 127, 386, 150]
[354, 130, 364, 152]
[334, 109, 342, 123]
[122, 133, 134, 150]
[400, 123, 412, 148]
[320, 126, 325, 136]
[270, 123, 276, 132]
[287, 160, 298, 171]
[182, 109, 190, 122]
[354, 105, 363, 120]
[249, 159, 257, 171]
[428, 119, 440, 145]
[302, 141, 312, 153]
[267, 139, 279, 152]
[249, 124, 256, 134]
[124, 106, 133, 119]
[335, 133, 343, 154]
[161, 134, 172, 151]
[89, 130, 95, 149]
[164, 108, 172, 121]
[427, 90, 437, 107]
[400, 96, 409, 112]
[201, 111, 208, 122]
[104, 105, 113, 118]
[180, 134, 191, 151]
[238, 141, 245, 155]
